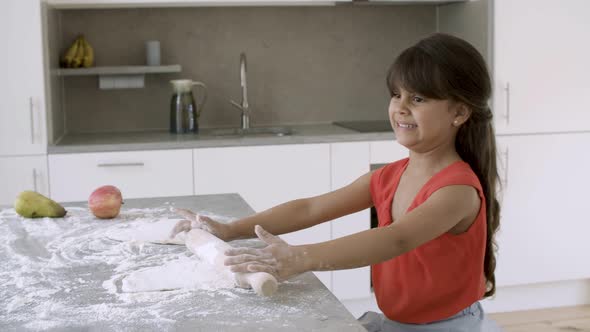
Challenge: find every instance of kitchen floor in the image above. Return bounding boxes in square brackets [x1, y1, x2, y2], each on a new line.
[490, 305, 590, 332]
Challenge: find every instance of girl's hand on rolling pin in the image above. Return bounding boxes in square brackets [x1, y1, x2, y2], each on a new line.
[224, 225, 308, 281]
[169, 208, 231, 241]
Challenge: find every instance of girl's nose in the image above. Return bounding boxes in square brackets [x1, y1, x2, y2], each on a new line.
[397, 106, 410, 115]
[397, 98, 411, 115]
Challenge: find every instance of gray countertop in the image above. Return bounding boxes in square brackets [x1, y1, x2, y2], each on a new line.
[49, 123, 395, 154]
[0, 194, 365, 331]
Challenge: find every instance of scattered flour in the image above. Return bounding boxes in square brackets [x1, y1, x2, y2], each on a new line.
[104, 217, 188, 245]
[195, 241, 222, 265]
[120, 254, 234, 293]
[0, 205, 316, 331]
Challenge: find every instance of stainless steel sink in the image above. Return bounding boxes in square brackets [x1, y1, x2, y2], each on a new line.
[333, 120, 392, 133]
[207, 126, 293, 137]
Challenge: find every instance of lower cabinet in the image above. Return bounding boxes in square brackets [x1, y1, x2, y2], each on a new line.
[329, 141, 408, 301]
[193, 143, 333, 288]
[48, 149, 194, 202]
[370, 140, 409, 164]
[330, 142, 372, 300]
[495, 133, 590, 286]
[0, 155, 49, 206]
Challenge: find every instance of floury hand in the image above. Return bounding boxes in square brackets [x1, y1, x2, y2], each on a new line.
[224, 225, 308, 281]
[169, 208, 231, 241]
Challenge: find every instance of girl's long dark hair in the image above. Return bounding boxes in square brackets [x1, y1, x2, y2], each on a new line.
[386, 33, 500, 297]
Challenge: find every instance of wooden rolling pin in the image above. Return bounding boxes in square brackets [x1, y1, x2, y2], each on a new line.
[185, 229, 278, 297]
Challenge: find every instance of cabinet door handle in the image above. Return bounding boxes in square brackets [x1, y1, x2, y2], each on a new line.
[29, 97, 36, 144]
[32, 168, 38, 192]
[503, 82, 510, 125]
[97, 162, 145, 168]
[501, 147, 509, 188]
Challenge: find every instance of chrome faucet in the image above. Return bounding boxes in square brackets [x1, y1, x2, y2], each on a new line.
[230, 52, 250, 130]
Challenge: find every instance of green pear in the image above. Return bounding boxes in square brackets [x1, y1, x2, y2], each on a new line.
[14, 191, 67, 218]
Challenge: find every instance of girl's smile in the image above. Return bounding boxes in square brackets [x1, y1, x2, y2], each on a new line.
[395, 121, 418, 129]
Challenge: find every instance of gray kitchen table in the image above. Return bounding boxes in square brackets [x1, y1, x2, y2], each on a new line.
[0, 194, 365, 331]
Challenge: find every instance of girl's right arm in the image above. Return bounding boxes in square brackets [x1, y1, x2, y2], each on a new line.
[174, 171, 374, 242]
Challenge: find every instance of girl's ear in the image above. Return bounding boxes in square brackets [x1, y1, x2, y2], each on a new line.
[453, 103, 472, 127]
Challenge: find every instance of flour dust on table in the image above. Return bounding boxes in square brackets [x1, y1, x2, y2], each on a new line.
[104, 217, 189, 245]
[0, 205, 325, 331]
[120, 252, 235, 293]
[102, 215, 238, 292]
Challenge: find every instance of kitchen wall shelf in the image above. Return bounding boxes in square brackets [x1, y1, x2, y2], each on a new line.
[47, 0, 349, 9]
[46, 0, 465, 9]
[56, 65, 181, 76]
[56, 65, 182, 89]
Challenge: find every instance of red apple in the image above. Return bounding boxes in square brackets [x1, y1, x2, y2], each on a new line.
[88, 185, 123, 219]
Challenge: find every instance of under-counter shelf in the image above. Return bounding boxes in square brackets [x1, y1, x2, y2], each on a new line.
[56, 65, 182, 89]
[47, 0, 465, 9]
[47, 0, 350, 9]
[363, 0, 466, 3]
[56, 65, 181, 76]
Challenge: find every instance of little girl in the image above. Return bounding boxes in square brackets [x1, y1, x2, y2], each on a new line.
[172, 33, 500, 332]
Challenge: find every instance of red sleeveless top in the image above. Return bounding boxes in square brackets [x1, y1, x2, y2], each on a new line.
[369, 158, 487, 323]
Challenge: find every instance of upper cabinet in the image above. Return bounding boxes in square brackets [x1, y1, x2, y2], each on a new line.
[493, 0, 590, 135]
[0, 0, 47, 156]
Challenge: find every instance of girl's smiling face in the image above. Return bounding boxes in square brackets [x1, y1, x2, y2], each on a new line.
[388, 87, 466, 153]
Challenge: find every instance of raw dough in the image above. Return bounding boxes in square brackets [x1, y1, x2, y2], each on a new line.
[185, 229, 278, 296]
[108, 218, 236, 293]
[105, 218, 186, 245]
[109, 217, 262, 294]
[121, 255, 235, 292]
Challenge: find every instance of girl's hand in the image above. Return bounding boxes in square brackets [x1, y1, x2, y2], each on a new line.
[224, 225, 308, 281]
[169, 208, 232, 241]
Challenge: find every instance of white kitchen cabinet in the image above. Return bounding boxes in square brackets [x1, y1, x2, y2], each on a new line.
[46, 0, 350, 9]
[0, 156, 49, 206]
[193, 144, 332, 288]
[493, 0, 590, 134]
[495, 133, 590, 286]
[369, 140, 408, 165]
[369, 0, 465, 3]
[330, 142, 372, 300]
[48, 149, 193, 202]
[0, 0, 47, 156]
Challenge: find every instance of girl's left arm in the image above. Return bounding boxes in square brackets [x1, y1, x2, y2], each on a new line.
[225, 184, 480, 280]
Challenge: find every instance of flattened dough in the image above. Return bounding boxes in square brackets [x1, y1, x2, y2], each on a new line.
[121, 255, 235, 292]
[105, 218, 187, 245]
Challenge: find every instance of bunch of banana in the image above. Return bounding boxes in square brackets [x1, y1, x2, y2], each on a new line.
[60, 35, 94, 68]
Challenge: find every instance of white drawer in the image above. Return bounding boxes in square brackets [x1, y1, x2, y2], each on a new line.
[369, 140, 408, 165]
[49, 149, 193, 202]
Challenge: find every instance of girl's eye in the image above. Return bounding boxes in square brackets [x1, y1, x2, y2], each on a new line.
[391, 92, 401, 99]
[412, 96, 425, 103]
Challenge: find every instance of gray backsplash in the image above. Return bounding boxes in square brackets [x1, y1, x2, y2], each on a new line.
[437, 0, 491, 66]
[53, 5, 437, 137]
